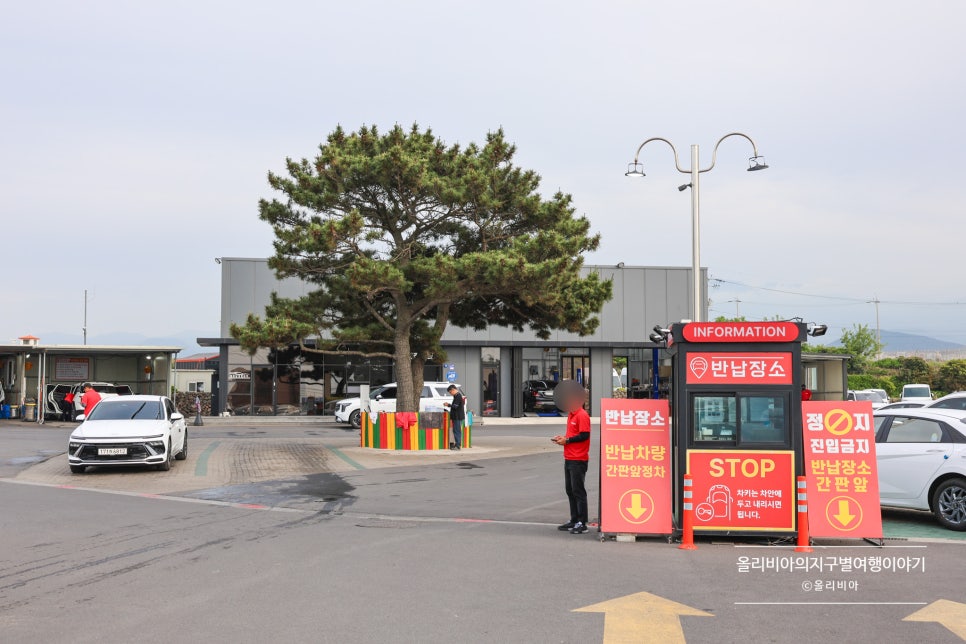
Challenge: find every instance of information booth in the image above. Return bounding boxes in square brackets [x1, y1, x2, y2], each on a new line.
[668, 321, 807, 537]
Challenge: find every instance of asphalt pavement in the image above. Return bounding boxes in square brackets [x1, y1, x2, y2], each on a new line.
[1, 419, 964, 643]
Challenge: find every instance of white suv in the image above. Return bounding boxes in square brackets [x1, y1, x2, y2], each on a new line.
[334, 382, 464, 428]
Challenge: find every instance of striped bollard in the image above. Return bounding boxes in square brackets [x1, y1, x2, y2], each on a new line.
[795, 476, 813, 553]
[679, 474, 697, 550]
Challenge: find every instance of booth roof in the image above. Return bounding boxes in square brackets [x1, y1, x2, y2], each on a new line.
[0, 344, 182, 354]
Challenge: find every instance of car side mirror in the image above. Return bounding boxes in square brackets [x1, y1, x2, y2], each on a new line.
[76, 414, 86, 421]
[171, 413, 184, 421]
[375, 395, 382, 401]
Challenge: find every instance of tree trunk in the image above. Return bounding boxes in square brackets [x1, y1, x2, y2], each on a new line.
[410, 354, 426, 414]
[393, 323, 418, 413]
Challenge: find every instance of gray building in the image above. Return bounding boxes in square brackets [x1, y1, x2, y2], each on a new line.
[200, 258, 846, 418]
[200, 258, 706, 418]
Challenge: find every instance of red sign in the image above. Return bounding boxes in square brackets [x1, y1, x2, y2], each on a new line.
[686, 352, 792, 385]
[682, 321, 801, 343]
[600, 398, 672, 535]
[801, 401, 882, 539]
[687, 450, 795, 531]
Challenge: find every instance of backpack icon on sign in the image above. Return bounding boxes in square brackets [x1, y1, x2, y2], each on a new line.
[695, 484, 732, 522]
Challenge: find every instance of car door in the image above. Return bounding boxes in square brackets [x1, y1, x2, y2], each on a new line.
[165, 399, 185, 451]
[371, 387, 397, 414]
[417, 386, 437, 412]
[876, 415, 955, 503]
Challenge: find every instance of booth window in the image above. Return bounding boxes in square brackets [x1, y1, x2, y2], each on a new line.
[692, 393, 787, 445]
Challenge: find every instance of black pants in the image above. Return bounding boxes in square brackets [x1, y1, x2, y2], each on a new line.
[564, 460, 589, 524]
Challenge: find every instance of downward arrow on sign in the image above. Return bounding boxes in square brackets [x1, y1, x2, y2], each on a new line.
[575, 591, 712, 643]
[834, 499, 856, 527]
[626, 493, 647, 519]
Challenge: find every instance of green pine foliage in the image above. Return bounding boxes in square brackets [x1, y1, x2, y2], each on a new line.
[231, 124, 612, 411]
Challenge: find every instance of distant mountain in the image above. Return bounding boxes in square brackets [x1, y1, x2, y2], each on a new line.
[875, 330, 965, 353]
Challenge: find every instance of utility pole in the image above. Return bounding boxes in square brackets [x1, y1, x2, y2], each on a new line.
[83, 289, 88, 345]
[868, 296, 881, 354]
[728, 298, 742, 318]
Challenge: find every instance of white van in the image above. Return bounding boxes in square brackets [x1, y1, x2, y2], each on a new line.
[900, 383, 932, 403]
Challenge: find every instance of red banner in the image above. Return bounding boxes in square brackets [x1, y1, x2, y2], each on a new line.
[687, 450, 796, 531]
[801, 401, 882, 539]
[685, 352, 793, 385]
[682, 321, 801, 343]
[599, 398, 672, 535]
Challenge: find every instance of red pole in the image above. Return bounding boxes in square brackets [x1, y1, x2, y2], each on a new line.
[795, 475, 813, 553]
[679, 474, 697, 550]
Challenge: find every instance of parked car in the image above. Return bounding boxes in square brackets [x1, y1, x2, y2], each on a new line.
[925, 392, 966, 413]
[67, 395, 187, 474]
[334, 382, 464, 429]
[523, 379, 559, 414]
[878, 401, 926, 411]
[70, 382, 134, 418]
[846, 389, 889, 409]
[874, 408, 966, 530]
[900, 383, 933, 404]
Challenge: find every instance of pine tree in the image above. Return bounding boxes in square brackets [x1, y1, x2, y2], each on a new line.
[232, 124, 612, 411]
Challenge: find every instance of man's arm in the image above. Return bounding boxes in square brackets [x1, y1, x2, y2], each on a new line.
[565, 432, 590, 444]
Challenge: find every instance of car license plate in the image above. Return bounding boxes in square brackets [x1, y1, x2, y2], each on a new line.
[98, 447, 127, 456]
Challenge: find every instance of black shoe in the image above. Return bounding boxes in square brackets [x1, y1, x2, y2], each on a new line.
[570, 522, 588, 534]
[558, 521, 576, 531]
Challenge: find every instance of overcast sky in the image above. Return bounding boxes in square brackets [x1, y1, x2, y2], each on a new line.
[3, 1, 964, 351]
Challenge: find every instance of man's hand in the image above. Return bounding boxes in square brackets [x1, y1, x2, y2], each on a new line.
[551, 435, 567, 446]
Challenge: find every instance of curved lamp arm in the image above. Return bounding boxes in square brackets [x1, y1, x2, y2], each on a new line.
[628, 137, 690, 174]
[702, 132, 764, 173]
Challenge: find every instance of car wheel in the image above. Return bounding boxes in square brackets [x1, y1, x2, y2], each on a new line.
[175, 431, 188, 460]
[349, 410, 361, 429]
[933, 478, 966, 531]
[157, 440, 172, 471]
[69, 465, 86, 474]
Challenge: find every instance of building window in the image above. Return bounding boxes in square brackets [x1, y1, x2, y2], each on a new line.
[187, 381, 205, 392]
[692, 393, 787, 445]
[482, 347, 500, 417]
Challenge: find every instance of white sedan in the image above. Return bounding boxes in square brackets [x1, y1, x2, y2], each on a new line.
[67, 395, 188, 473]
[875, 409, 966, 530]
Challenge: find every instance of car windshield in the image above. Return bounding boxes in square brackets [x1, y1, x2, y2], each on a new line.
[905, 386, 930, 397]
[92, 385, 116, 394]
[853, 392, 875, 401]
[87, 400, 162, 421]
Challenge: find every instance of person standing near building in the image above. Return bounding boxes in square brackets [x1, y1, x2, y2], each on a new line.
[801, 384, 812, 401]
[552, 380, 591, 534]
[80, 384, 101, 418]
[444, 384, 465, 450]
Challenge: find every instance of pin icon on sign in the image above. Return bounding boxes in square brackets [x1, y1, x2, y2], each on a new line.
[689, 356, 708, 379]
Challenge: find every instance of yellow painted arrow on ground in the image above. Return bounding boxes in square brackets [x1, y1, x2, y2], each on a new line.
[575, 591, 712, 643]
[626, 494, 647, 520]
[904, 600, 966, 640]
[833, 499, 855, 527]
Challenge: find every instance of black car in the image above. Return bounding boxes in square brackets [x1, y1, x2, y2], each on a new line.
[522, 380, 559, 413]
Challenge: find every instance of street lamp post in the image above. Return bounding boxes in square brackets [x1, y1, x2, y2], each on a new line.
[625, 133, 769, 322]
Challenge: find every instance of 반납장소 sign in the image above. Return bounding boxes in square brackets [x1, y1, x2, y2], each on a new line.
[801, 401, 882, 539]
[599, 398, 672, 535]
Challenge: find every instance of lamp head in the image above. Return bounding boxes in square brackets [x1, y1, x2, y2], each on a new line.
[747, 156, 769, 171]
[649, 332, 665, 344]
[625, 162, 645, 177]
[678, 183, 691, 192]
[808, 324, 828, 338]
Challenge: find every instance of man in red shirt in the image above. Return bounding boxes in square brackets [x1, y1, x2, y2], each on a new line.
[80, 384, 101, 418]
[552, 380, 591, 534]
[801, 385, 812, 401]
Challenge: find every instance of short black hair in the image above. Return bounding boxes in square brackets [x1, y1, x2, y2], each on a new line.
[447, 384, 458, 391]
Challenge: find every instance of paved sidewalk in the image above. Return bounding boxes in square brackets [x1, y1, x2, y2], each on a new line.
[14, 432, 559, 495]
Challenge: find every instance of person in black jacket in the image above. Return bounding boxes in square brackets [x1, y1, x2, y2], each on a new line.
[444, 384, 466, 450]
